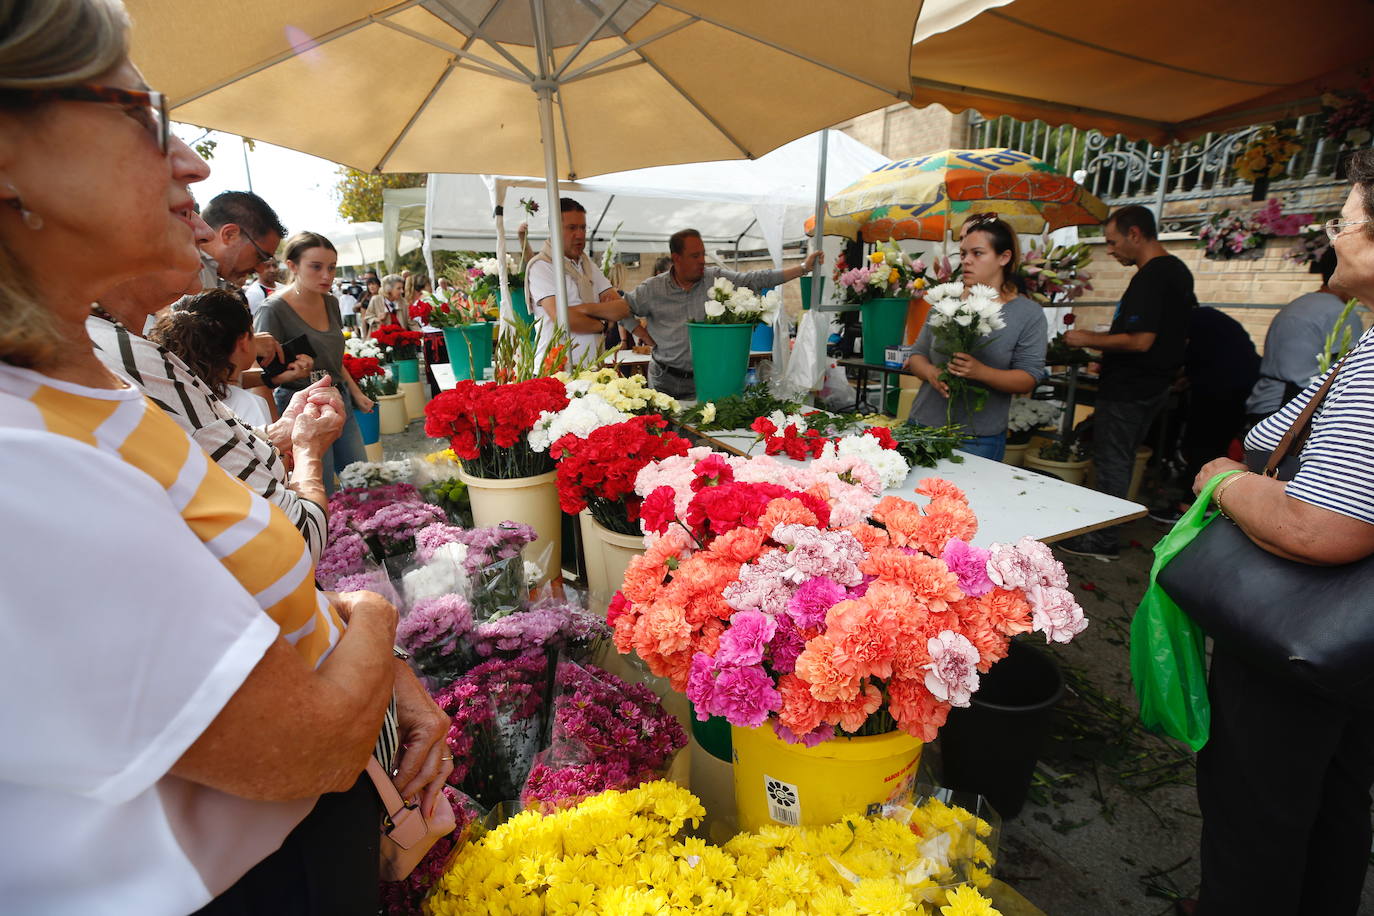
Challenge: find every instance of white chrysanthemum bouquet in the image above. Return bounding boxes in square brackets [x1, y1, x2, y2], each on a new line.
[923, 283, 1007, 422]
[703, 277, 781, 325]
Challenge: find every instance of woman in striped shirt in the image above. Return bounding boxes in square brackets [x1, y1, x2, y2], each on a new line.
[0, 2, 450, 913]
[1182, 149, 1374, 915]
[93, 271, 338, 564]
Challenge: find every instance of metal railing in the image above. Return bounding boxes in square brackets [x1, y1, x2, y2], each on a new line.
[970, 113, 1365, 232]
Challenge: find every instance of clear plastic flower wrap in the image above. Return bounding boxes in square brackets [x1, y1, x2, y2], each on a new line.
[520, 658, 688, 813]
[433, 650, 554, 810]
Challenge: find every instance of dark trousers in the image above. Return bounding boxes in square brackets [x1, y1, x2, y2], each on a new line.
[1181, 387, 1251, 480]
[192, 773, 381, 916]
[1087, 389, 1169, 549]
[1197, 648, 1374, 915]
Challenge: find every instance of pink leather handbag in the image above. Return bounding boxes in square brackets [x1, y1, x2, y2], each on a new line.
[365, 757, 457, 881]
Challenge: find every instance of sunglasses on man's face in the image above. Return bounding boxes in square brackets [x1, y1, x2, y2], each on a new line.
[245, 233, 277, 265]
[5, 84, 169, 155]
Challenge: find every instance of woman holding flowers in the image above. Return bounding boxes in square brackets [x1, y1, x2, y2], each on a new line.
[905, 214, 1047, 461]
[0, 3, 449, 911]
[257, 231, 373, 494]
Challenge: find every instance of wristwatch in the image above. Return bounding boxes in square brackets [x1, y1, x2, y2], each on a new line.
[392, 644, 411, 661]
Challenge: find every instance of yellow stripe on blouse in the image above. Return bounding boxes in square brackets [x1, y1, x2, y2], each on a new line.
[28, 384, 341, 668]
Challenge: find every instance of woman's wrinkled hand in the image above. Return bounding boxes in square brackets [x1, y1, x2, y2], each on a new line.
[1193, 457, 1249, 496]
[292, 399, 344, 456]
[391, 663, 454, 818]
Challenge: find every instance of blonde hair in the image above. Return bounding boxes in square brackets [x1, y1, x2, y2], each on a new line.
[0, 0, 129, 368]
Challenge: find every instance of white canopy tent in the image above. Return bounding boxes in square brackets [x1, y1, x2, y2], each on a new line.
[319, 220, 424, 270]
[417, 129, 890, 273]
[380, 188, 428, 271]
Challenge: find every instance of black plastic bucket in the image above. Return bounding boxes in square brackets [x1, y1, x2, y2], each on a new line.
[937, 640, 1065, 818]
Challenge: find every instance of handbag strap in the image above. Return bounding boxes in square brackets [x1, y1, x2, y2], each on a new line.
[1264, 356, 1349, 477]
[365, 756, 410, 822]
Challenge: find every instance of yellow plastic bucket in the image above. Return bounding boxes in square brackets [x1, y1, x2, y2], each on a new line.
[731, 724, 922, 830]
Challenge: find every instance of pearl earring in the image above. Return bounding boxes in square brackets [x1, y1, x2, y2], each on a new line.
[4, 184, 43, 230]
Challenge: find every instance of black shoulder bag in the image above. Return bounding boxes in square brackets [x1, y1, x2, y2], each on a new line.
[1157, 358, 1374, 705]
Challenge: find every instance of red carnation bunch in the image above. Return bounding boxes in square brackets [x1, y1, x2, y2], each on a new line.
[640, 455, 832, 545]
[409, 299, 433, 324]
[750, 415, 830, 460]
[371, 326, 424, 360]
[863, 426, 898, 450]
[425, 377, 569, 479]
[550, 416, 690, 534]
[342, 354, 384, 380]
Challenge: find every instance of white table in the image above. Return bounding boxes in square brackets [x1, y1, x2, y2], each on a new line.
[606, 350, 774, 373]
[692, 428, 1145, 546]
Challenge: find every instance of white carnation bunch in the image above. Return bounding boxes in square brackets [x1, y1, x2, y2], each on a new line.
[527, 392, 631, 452]
[826, 434, 910, 490]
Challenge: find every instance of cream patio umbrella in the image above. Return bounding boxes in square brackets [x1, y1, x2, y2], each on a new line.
[905, 0, 1374, 143]
[125, 0, 930, 330]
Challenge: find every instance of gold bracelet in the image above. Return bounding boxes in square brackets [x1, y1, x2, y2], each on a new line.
[1213, 472, 1251, 520]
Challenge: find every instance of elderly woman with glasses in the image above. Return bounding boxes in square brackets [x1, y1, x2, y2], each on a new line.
[0, 2, 449, 913]
[361, 272, 418, 337]
[1174, 149, 1374, 916]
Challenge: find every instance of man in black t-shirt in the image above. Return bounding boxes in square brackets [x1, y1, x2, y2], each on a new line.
[1058, 205, 1196, 560]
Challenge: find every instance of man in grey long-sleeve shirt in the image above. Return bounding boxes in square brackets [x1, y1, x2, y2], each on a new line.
[622, 229, 822, 398]
[1246, 248, 1363, 418]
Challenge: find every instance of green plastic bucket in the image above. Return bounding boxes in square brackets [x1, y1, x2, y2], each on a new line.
[798, 275, 826, 310]
[503, 287, 531, 324]
[443, 323, 493, 381]
[392, 358, 420, 384]
[686, 322, 753, 401]
[860, 297, 908, 366]
[690, 704, 733, 762]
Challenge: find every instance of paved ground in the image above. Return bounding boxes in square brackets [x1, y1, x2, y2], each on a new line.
[378, 418, 1374, 915]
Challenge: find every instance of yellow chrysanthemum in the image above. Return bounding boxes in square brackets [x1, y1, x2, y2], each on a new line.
[810, 883, 860, 916]
[870, 251, 886, 264]
[595, 885, 672, 916]
[850, 876, 922, 915]
[546, 881, 598, 915]
[938, 884, 1002, 915]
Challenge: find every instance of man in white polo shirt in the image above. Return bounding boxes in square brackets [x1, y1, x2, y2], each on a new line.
[525, 198, 630, 368]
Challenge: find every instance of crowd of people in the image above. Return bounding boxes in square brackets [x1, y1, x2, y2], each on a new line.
[5, 1, 1374, 915]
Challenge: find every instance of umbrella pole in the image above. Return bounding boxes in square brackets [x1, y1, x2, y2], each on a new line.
[532, 1, 569, 335]
[496, 204, 513, 330]
[809, 129, 829, 396]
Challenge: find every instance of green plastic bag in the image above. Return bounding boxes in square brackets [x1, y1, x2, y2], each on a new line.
[1129, 471, 1243, 751]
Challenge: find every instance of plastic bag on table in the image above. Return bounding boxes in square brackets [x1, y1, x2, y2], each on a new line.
[817, 364, 855, 412]
[776, 308, 825, 400]
[1128, 474, 1231, 752]
[519, 656, 688, 813]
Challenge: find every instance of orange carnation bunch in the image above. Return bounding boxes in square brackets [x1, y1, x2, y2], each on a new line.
[609, 457, 1088, 747]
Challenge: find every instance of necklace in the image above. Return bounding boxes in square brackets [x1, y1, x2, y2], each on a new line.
[90, 303, 123, 327]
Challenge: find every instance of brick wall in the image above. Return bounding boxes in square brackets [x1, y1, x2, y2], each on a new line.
[832, 103, 972, 159]
[1071, 237, 1367, 354]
